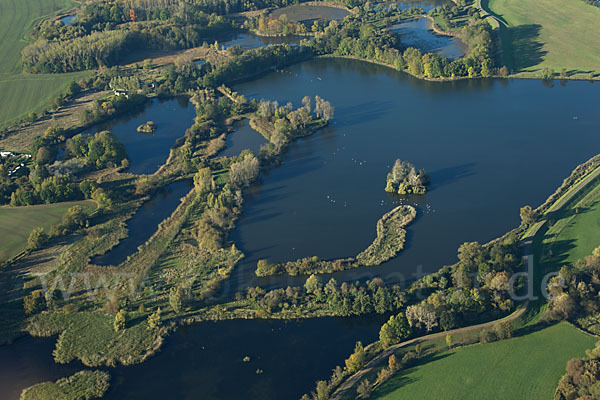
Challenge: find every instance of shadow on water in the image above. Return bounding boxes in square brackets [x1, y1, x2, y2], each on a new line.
[427, 162, 477, 191]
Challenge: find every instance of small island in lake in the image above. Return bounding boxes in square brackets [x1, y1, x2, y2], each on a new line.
[385, 159, 429, 195]
[137, 121, 157, 134]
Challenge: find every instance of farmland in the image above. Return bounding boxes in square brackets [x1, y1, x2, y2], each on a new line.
[0, 0, 84, 128]
[485, 0, 600, 78]
[0, 200, 96, 262]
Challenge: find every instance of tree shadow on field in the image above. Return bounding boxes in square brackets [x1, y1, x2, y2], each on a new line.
[373, 352, 452, 397]
[506, 24, 547, 71]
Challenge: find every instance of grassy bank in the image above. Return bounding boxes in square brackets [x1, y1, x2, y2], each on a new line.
[486, 0, 600, 78]
[372, 322, 595, 400]
[0, 200, 97, 263]
[20, 370, 109, 400]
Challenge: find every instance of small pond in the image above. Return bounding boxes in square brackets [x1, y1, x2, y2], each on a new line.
[376, 0, 450, 12]
[218, 119, 267, 158]
[91, 181, 192, 267]
[59, 15, 77, 25]
[389, 17, 466, 59]
[83, 97, 195, 175]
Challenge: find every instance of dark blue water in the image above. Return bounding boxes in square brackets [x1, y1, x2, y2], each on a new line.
[218, 32, 302, 49]
[389, 18, 466, 59]
[83, 98, 195, 175]
[3, 58, 600, 400]
[226, 58, 600, 292]
[91, 181, 192, 266]
[218, 119, 267, 158]
[376, 0, 449, 12]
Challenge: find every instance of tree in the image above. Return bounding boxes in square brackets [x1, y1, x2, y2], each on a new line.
[229, 154, 259, 188]
[28, 227, 48, 250]
[194, 167, 214, 193]
[24, 289, 46, 315]
[388, 354, 399, 372]
[169, 287, 184, 313]
[114, 310, 127, 332]
[520, 205, 538, 226]
[445, 334, 454, 349]
[315, 380, 330, 400]
[379, 313, 411, 347]
[304, 274, 322, 295]
[36, 146, 53, 165]
[147, 307, 161, 330]
[345, 341, 366, 373]
[356, 379, 372, 399]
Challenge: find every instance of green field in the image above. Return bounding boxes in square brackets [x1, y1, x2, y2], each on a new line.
[486, 0, 600, 78]
[0, 0, 85, 128]
[373, 322, 596, 400]
[0, 200, 96, 262]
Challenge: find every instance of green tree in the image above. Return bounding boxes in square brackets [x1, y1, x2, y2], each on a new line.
[147, 307, 161, 330]
[24, 289, 46, 315]
[114, 310, 127, 332]
[194, 167, 214, 193]
[379, 313, 411, 347]
[304, 274, 322, 295]
[345, 341, 366, 373]
[315, 380, 330, 400]
[169, 287, 183, 313]
[520, 205, 538, 226]
[446, 334, 454, 349]
[28, 227, 48, 250]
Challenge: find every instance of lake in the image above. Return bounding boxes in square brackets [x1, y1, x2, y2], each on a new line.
[225, 57, 600, 292]
[83, 97, 196, 175]
[389, 17, 466, 59]
[3, 57, 600, 399]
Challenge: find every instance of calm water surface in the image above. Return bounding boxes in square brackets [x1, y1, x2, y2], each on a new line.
[389, 17, 466, 59]
[83, 97, 195, 175]
[376, 0, 449, 12]
[218, 119, 267, 158]
[2, 58, 600, 400]
[227, 57, 600, 292]
[91, 181, 192, 266]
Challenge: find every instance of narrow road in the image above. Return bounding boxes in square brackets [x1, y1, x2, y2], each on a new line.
[475, 0, 508, 28]
[331, 305, 527, 399]
[523, 165, 600, 242]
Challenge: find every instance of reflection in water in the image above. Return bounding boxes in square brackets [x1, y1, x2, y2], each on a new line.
[389, 18, 466, 59]
[218, 119, 267, 158]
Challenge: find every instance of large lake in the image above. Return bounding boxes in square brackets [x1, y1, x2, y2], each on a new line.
[2, 58, 600, 399]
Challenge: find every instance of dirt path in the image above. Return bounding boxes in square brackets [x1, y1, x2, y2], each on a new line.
[331, 305, 527, 399]
[523, 165, 600, 242]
